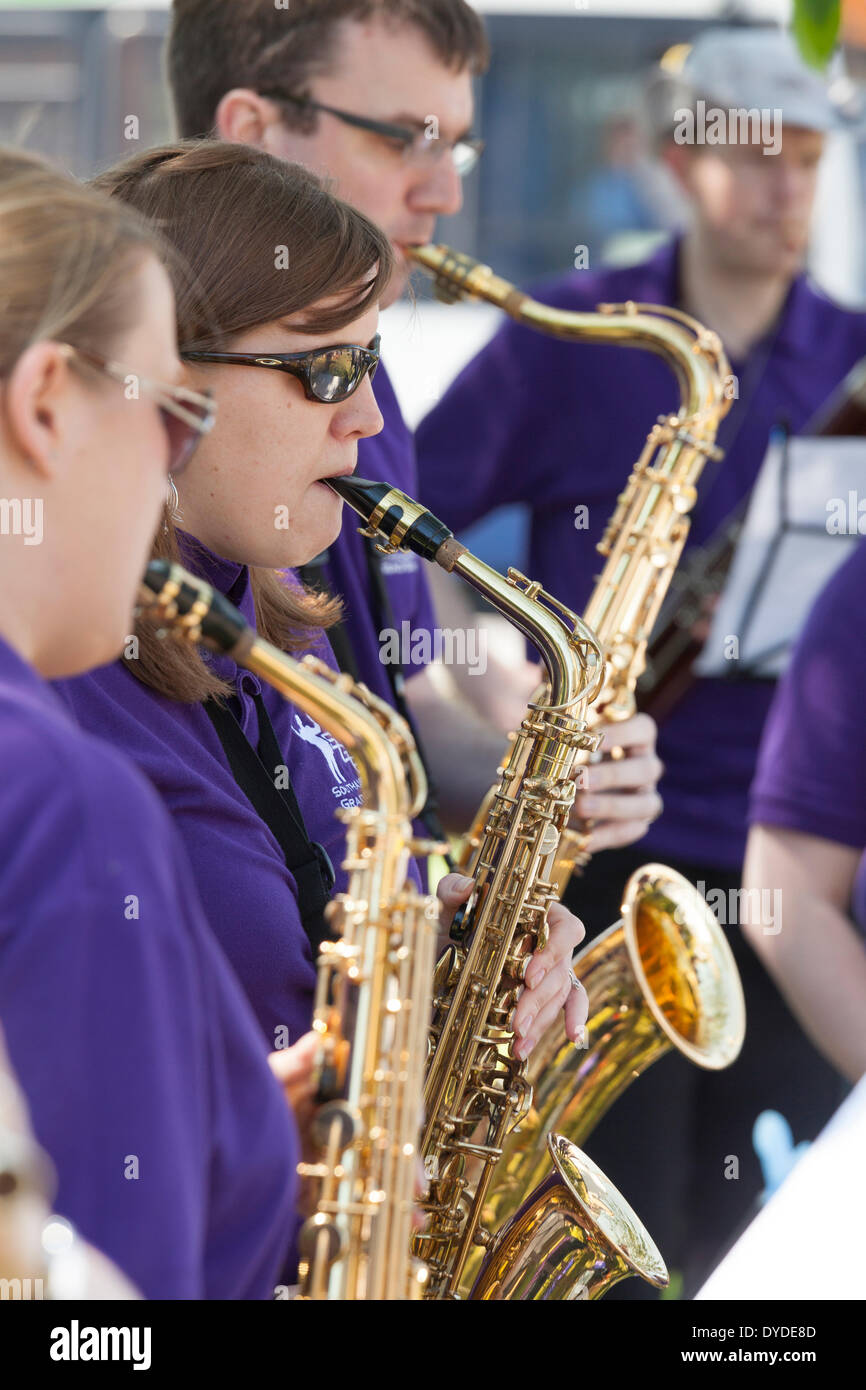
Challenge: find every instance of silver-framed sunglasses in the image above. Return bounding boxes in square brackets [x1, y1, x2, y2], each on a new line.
[61, 344, 216, 475]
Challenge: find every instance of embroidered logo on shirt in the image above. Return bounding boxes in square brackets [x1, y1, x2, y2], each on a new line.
[293, 715, 362, 807]
[379, 551, 418, 577]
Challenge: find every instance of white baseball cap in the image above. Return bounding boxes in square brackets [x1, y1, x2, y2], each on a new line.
[679, 26, 840, 132]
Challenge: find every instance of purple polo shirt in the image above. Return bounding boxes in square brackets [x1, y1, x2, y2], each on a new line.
[0, 633, 296, 1299]
[56, 540, 421, 1049]
[416, 238, 866, 870]
[317, 362, 438, 701]
[750, 539, 866, 927]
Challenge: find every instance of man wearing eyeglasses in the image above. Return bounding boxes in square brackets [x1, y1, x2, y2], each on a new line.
[166, 0, 663, 863]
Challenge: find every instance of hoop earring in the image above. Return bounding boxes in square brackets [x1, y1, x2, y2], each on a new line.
[165, 474, 183, 527]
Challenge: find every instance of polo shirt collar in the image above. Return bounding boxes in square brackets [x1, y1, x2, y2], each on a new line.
[640, 235, 681, 305]
[655, 234, 816, 362]
[0, 631, 55, 709]
[773, 271, 830, 359]
[177, 531, 255, 624]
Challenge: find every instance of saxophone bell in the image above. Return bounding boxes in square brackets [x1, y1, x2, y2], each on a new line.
[461, 864, 746, 1291]
[469, 1134, 668, 1301]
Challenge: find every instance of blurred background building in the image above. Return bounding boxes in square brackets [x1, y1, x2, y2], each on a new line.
[2, 0, 866, 565]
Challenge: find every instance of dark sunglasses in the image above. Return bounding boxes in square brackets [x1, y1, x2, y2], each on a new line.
[183, 334, 381, 405]
[62, 344, 216, 475]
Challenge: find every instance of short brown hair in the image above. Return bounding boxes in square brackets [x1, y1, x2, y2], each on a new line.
[168, 0, 490, 139]
[94, 139, 394, 703]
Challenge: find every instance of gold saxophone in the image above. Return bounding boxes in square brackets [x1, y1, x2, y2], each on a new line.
[326, 476, 669, 1302]
[408, 244, 746, 1293]
[138, 559, 441, 1300]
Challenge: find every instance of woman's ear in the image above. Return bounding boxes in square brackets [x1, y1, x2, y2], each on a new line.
[2, 342, 74, 481]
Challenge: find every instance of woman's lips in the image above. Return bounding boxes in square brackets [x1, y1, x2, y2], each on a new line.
[317, 466, 357, 484]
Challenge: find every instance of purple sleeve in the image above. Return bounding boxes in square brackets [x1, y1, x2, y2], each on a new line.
[0, 722, 296, 1300]
[416, 313, 549, 533]
[415, 269, 624, 534]
[749, 541, 866, 848]
[55, 662, 318, 1050]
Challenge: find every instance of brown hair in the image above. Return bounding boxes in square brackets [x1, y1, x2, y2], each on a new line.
[0, 147, 158, 376]
[168, 0, 490, 140]
[93, 139, 394, 703]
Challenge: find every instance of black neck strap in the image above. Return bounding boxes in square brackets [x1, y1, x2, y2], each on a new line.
[299, 552, 362, 683]
[204, 692, 336, 960]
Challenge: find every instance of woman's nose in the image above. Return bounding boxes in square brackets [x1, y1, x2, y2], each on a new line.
[335, 374, 384, 440]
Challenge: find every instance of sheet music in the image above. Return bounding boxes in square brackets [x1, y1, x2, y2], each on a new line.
[694, 436, 866, 680]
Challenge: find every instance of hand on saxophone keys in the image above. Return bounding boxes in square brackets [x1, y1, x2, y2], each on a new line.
[436, 875, 589, 1060]
[268, 1032, 321, 1215]
[569, 712, 664, 853]
[269, 1031, 430, 1233]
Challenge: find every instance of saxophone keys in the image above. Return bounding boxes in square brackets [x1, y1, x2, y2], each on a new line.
[671, 482, 699, 515]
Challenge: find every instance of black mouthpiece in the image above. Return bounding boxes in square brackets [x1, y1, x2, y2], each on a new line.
[139, 559, 250, 657]
[324, 475, 454, 563]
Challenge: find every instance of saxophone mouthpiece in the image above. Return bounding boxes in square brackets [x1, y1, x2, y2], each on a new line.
[324, 475, 456, 564]
[137, 559, 252, 658]
[406, 243, 481, 305]
[322, 474, 392, 512]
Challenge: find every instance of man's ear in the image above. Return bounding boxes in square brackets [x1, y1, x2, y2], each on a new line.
[661, 139, 694, 196]
[215, 88, 275, 149]
[2, 343, 74, 481]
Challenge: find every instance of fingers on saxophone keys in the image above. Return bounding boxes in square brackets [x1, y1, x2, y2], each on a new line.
[606, 711, 657, 748]
[574, 788, 663, 822]
[585, 819, 655, 853]
[435, 873, 475, 907]
[510, 999, 535, 1060]
[542, 903, 586, 958]
[596, 712, 657, 755]
[564, 976, 590, 1047]
[513, 960, 580, 1057]
[579, 753, 664, 795]
[413, 1157, 430, 1232]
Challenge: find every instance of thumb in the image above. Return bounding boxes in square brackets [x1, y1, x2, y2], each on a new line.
[268, 1030, 319, 1087]
[435, 873, 475, 908]
[435, 874, 476, 932]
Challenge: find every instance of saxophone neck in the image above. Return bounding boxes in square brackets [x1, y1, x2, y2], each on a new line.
[405, 246, 732, 716]
[407, 242, 732, 429]
[325, 477, 604, 711]
[452, 554, 604, 713]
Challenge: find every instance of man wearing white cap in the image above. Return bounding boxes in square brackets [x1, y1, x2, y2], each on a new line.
[417, 24, 866, 1295]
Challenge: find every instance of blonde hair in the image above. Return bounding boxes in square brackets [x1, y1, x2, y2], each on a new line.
[0, 147, 158, 375]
